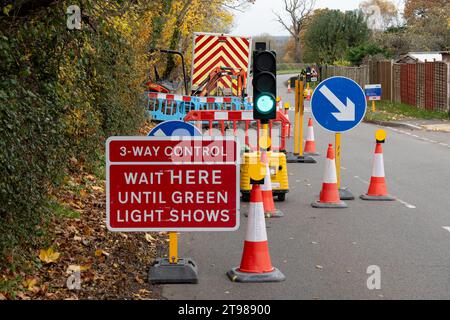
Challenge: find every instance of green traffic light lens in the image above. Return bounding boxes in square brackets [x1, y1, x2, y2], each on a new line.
[256, 95, 275, 113]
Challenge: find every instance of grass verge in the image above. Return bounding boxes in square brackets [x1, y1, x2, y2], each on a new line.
[364, 100, 450, 122]
[277, 69, 303, 75]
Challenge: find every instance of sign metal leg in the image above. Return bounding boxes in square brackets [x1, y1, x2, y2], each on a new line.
[335, 133, 355, 201]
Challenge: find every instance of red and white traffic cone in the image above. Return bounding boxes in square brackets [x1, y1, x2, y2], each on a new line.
[227, 184, 285, 282]
[261, 151, 284, 218]
[312, 144, 348, 208]
[287, 80, 292, 93]
[360, 143, 395, 201]
[304, 118, 319, 156]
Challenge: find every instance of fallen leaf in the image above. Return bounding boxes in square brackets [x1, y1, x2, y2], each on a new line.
[16, 292, 30, 300]
[39, 248, 60, 264]
[66, 264, 91, 274]
[315, 265, 323, 270]
[22, 278, 39, 293]
[91, 185, 103, 192]
[135, 275, 144, 284]
[145, 233, 155, 242]
[85, 174, 96, 181]
[0, 293, 7, 300]
[95, 249, 110, 257]
[79, 189, 88, 198]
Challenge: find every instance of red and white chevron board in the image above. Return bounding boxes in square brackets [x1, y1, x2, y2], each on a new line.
[191, 33, 252, 95]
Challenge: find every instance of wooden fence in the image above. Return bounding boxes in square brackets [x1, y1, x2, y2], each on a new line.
[318, 65, 369, 88]
[318, 61, 450, 113]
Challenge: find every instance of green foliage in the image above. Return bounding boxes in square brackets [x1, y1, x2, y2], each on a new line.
[304, 9, 371, 64]
[346, 43, 390, 65]
[0, 0, 149, 268]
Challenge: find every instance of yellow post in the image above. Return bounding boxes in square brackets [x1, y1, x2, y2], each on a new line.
[335, 133, 341, 189]
[298, 80, 305, 156]
[293, 80, 300, 155]
[372, 100, 376, 113]
[169, 232, 178, 264]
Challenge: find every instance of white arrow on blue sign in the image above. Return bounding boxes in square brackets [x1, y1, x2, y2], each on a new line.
[311, 76, 367, 133]
[148, 120, 202, 137]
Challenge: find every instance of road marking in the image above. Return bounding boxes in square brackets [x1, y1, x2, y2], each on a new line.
[353, 176, 416, 209]
[442, 227, 450, 233]
[396, 199, 416, 209]
[385, 127, 449, 150]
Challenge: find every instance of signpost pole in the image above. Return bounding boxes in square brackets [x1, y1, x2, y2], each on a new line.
[169, 232, 178, 264]
[287, 77, 316, 164]
[335, 133, 341, 189]
[372, 100, 376, 113]
[298, 80, 305, 157]
[334, 132, 355, 200]
[294, 80, 300, 156]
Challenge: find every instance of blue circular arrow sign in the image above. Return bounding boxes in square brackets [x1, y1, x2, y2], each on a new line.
[147, 120, 202, 137]
[311, 76, 367, 133]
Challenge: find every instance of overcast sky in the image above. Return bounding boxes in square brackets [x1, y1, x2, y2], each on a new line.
[230, 0, 405, 36]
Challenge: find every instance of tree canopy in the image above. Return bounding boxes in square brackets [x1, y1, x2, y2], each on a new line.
[303, 9, 371, 64]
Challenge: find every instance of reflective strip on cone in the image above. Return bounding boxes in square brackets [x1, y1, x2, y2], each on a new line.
[372, 153, 385, 177]
[323, 159, 337, 183]
[245, 202, 267, 242]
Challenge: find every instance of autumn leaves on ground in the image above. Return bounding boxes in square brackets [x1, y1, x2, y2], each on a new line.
[1, 123, 167, 300]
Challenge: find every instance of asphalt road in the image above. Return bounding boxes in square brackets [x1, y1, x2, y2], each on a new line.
[161, 74, 450, 300]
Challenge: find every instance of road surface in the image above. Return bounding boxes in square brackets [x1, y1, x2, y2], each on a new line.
[161, 74, 450, 300]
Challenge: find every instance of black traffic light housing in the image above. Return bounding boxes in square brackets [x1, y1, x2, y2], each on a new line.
[252, 49, 277, 123]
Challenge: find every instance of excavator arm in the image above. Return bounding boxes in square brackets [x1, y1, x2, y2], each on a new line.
[192, 66, 247, 98]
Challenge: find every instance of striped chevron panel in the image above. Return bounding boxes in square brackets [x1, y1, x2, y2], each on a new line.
[191, 33, 251, 95]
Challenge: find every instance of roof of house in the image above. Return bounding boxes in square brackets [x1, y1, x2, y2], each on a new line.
[398, 52, 444, 63]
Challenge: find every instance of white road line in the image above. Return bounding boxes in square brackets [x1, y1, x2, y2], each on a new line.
[385, 127, 449, 150]
[353, 176, 416, 209]
[396, 199, 417, 209]
[442, 227, 450, 233]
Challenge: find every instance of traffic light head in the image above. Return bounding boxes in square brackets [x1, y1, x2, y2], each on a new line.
[253, 50, 276, 122]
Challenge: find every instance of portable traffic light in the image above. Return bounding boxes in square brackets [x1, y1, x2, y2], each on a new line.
[252, 50, 277, 122]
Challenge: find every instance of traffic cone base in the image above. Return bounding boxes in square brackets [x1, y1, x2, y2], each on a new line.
[339, 188, 355, 201]
[312, 199, 348, 208]
[227, 267, 285, 283]
[360, 194, 395, 201]
[265, 209, 284, 218]
[285, 153, 317, 164]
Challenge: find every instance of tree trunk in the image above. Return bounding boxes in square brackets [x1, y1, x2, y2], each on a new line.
[294, 37, 302, 63]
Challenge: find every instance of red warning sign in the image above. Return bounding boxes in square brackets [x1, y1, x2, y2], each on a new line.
[106, 137, 239, 232]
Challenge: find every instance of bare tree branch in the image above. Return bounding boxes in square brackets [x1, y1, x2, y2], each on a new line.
[273, 0, 316, 62]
